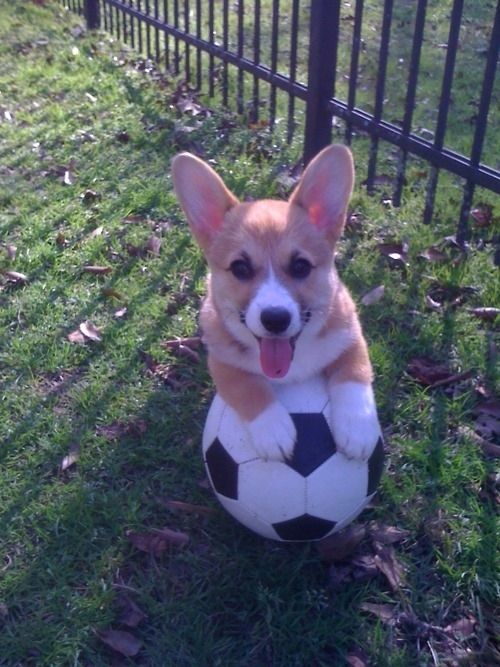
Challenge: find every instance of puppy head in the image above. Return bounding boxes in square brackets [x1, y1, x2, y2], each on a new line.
[171, 145, 354, 378]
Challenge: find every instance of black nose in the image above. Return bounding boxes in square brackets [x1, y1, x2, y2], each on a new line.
[260, 307, 292, 334]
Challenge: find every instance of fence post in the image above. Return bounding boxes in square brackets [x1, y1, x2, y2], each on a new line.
[84, 0, 100, 30]
[303, 0, 340, 165]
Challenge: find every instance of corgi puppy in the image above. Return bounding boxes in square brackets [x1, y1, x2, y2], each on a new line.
[172, 145, 381, 462]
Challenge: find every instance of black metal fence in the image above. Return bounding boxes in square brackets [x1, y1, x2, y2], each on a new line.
[61, 0, 499, 242]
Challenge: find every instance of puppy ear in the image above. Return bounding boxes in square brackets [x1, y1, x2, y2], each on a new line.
[289, 144, 354, 243]
[171, 153, 239, 250]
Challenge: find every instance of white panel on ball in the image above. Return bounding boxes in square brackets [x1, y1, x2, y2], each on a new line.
[238, 459, 306, 524]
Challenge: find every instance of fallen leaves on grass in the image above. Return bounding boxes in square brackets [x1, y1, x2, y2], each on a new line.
[82, 265, 112, 275]
[80, 188, 101, 203]
[60, 442, 80, 472]
[373, 542, 406, 592]
[2, 243, 17, 260]
[96, 628, 143, 658]
[468, 307, 500, 322]
[470, 203, 493, 228]
[319, 521, 408, 594]
[361, 285, 385, 306]
[316, 524, 367, 562]
[96, 419, 147, 441]
[116, 594, 148, 628]
[418, 246, 448, 263]
[2, 270, 28, 285]
[126, 527, 189, 556]
[67, 320, 103, 344]
[360, 601, 397, 623]
[407, 357, 473, 389]
[79, 320, 102, 342]
[161, 336, 202, 363]
[377, 240, 409, 268]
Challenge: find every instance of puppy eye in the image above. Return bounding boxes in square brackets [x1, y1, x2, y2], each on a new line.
[229, 258, 254, 281]
[289, 256, 313, 279]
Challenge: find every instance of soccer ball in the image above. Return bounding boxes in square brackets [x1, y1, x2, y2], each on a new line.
[202, 376, 384, 542]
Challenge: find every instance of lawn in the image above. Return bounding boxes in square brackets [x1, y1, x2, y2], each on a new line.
[0, 1, 498, 666]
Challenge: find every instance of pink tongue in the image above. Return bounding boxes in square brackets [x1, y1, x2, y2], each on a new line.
[259, 338, 293, 379]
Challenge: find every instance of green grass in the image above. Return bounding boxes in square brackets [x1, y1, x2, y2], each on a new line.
[0, 2, 499, 666]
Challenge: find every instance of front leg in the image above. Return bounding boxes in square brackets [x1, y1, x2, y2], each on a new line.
[208, 356, 296, 461]
[325, 341, 381, 460]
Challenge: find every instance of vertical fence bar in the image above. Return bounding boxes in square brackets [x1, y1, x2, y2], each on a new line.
[252, 0, 261, 123]
[423, 0, 464, 224]
[269, 0, 279, 131]
[457, 0, 500, 244]
[345, 0, 364, 145]
[130, 0, 135, 50]
[237, 0, 244, 115]
[195, 0, 202, 90]
[137, 0, 143, 54]
[163, 0, 169, 70]
[84, 0, 100, 29]
[145, 0, 152, 59]
[303, 0, 340, 165]
[173, 0, 180, 74]
[154, 0, 160, 62]
[393, 0, 427, 207]
[287, 0, 299, 144]
[222, 0, 229, 106]
[208, 0, 215, 97]
[366, 0, 393, 193]
[184, 0, 190, 82]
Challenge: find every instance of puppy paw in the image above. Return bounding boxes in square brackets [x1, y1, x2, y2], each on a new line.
[247, 402, 297, 461]
[329, 382, 381, 460]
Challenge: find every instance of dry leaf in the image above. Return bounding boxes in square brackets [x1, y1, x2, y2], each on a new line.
[3, 270, 28, 284]
[116, 595, 148, 628]
[101, 287, 123, 300]
[468, 307, 500, 322]
[161, 337, 202, 350]
[418, 246, 447, 262]
[470, 204, 492, 228]
[407, 357, 472, 388]
[67, 329, 87, 344]
[444, 616, 476, 638]
[79, 320, 102, 342]
[63, 169, 75, 185]
[373, 543, 406, 592]
[126, 527, 189, 556]
[96, 419, 147, 440]
[361, 285, 385, 306]
[114, 307, 128, 318]
[3, 244, 17, 260]
[60, 442, 80, 471]
[360, 602, 397, 623]
[316, 524, 366, 562]
[369, 522, 410, 545]
[346, 649, 370, 667]
[96, 629, 142, 657]
[163, 499, 216, 517]
[82, 265, 112, 275]
[89, 225, 103, 238]
[146, 235, 162, 256]
[425, 294, 442, 311]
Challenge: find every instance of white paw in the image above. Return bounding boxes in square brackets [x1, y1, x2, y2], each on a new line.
[329, 382, 381, 460]
[247, 402, 297, 461]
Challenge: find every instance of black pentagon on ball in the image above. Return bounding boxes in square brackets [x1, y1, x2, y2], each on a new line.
[205, 438, 239, 500]
[273, 514, 336, 541]
[286, 412, 337, 477]
[367, 437, 385, 495]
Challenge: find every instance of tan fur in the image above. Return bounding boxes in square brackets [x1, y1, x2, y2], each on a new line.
[172, 144, 374, 430]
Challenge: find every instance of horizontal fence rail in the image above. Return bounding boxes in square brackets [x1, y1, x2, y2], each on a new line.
[62, 0, 499, 243]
